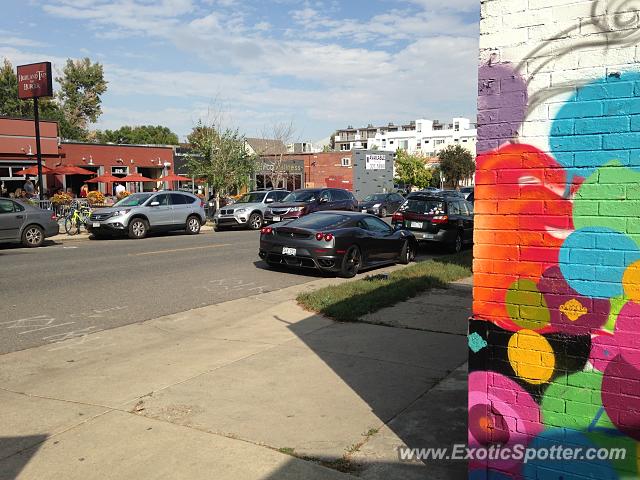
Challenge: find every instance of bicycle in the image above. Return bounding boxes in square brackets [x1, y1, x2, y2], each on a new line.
[64, 204, 92, 235]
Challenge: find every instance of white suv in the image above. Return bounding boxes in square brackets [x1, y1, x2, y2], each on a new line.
[213, 190, 289, 230]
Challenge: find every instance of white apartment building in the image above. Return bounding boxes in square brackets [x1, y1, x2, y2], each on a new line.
[334, 118, 477, 157]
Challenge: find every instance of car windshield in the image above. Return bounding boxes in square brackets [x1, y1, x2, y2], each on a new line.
[113, 193, 153, 207]
[290, 213, 352, 230]
[283, 190, 319, 202]
[236, 192, 266, 204]
[363, 194, 386, 202]
[404, 199, 445, 215]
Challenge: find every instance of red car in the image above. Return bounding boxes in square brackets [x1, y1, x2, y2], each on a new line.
[263, 188, 358, 224]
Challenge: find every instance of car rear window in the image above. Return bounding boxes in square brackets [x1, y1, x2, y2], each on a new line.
[404, 199, 446, 215]
[290, 213, 352, 230]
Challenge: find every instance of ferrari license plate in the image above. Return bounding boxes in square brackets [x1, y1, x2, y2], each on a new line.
[92, 223, 100, 228]
[410, 221, 422, 228]
[282, 247, 297, 256]
[273, 216, 281, 222]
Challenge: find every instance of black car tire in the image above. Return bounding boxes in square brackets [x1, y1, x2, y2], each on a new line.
[22, 224, 44, 248]
[340, 245, 362, 278]
[186, 215, 201, 235]
[379, 207, 387, 217]
[128, 218, 148, 239]
[449, 230, 463, 253]
[399, 240, 415, 264]
[248, 212, 263, 230]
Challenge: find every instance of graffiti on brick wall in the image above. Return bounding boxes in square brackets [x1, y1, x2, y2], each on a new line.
[470, 5, 640, 478]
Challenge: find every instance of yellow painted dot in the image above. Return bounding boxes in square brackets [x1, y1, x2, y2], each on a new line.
[507, 329, 555, 385]
[623, 260, 640, 303]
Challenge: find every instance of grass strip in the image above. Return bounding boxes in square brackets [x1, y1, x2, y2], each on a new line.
[296, 250, 472, 322]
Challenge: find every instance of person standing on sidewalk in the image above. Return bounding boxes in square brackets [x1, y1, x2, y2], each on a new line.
[23, 178, 35, 199]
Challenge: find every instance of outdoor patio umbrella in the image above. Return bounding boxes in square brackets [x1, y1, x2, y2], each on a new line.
[52, 165, 96, 175]
[14, 165, 55, 176]
[87, 173, 121, 184]
[119, 172, 154, 193]
[159, 173, 191, 190]
[119, 173, 154, 182]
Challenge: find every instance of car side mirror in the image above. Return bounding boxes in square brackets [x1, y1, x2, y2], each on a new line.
[150, 201, 160, 207]
[319, 197, 329, 203]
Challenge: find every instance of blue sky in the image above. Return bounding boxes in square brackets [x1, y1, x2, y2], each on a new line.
[1, 0, 479, 142]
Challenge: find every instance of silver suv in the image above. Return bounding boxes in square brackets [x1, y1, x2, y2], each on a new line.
[213, 190, 289, 230]
[87, 191, 206, 239]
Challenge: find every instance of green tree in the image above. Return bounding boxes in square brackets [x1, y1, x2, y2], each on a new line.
[185, 121, 256, 209]
[96, 125, 179, 145]
[394, 149, 432, 189]
[56, 57, 107, 140]
[437, 144, 475, 188]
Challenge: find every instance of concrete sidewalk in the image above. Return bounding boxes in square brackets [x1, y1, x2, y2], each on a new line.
[0, 271, 470, 479]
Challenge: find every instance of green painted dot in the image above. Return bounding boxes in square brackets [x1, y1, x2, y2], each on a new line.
[574, 161, 640, 236]
[541, 371, 615, 432]
[505, 279, 550, 330]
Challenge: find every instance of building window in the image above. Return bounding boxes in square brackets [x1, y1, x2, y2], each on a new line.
[399, 140, 408, 150]
[340, 144, 351, 151]
[389, 140, 394, 145]
[434, 139, 445, 146]
[416, 142, 421, 149]
[454, 123, 459, 132]
[341, 157, 351, 167]
[462, 139, 468, 142]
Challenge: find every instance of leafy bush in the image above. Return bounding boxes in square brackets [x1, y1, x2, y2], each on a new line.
[51, 192, 72, 205]
[87, 190, 106, 205]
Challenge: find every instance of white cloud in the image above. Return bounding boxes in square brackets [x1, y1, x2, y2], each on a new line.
[26, 0, 479, 138]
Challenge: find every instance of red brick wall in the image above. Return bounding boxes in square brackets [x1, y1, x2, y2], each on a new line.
[302, 152, 353, 190]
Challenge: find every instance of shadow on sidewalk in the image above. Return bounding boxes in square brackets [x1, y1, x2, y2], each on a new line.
[0, 435, 48, 480]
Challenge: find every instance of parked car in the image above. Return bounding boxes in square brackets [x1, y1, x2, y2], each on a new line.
[459, 186, 474, 200]
[87, 191, 206, 239]
[0, 198, 59, 247]
[263, 188, 358, 224]
[213, 190, 289, 230]
[391, 191, 473, 253]
[358, 192, 406, 217]
[259, 211, 417, 277]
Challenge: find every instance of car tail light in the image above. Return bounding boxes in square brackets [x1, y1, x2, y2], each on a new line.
[392, 212, 404, 222]
[261, 227, 273, 235]
[200, 200, 205, 208]
[50, 212, 57, 220]
[432, 215, 449, 224]
[324, 233, 334, 241]
[315, 232, 324, 241]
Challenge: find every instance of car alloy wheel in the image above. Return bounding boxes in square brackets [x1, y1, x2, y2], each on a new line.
[129, 219, 147, 239]
[23, 226, 44, 247]
[187, 216, 201, 234]
[341, 246, 362, 278]
[249, 213, 263, 230]
[454, 232, 462, 253]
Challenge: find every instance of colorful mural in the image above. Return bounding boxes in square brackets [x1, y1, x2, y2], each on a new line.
[471, 2, 640, 478]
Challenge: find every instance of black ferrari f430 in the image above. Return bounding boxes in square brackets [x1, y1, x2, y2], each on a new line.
[258, 211, 417, 277]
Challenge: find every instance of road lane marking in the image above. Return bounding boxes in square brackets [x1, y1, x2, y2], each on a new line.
[129, 243, 232, 256]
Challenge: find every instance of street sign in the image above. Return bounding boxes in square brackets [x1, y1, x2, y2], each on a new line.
[17, 62, 53, 99]
[16, 61, 54, 200]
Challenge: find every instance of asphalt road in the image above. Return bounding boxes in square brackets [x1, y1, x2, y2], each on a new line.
[0, 228, 326, 355]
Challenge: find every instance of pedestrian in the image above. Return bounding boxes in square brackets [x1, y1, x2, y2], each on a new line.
[23, 178, 35, 198]
[0, 182, 6, 198]
[115, 182, 125, 197]
[80, 183, 89, 198]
